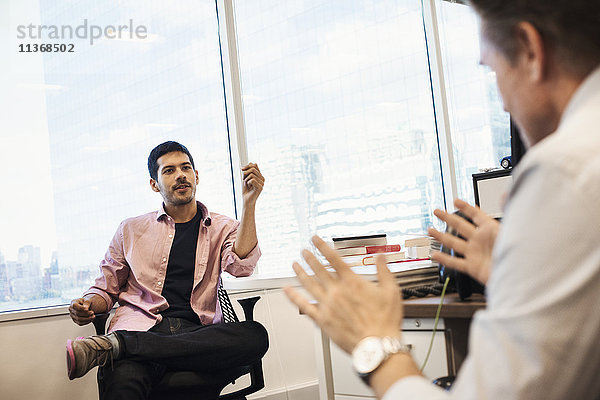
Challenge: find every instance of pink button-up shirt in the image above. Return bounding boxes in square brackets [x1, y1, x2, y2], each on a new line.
[84, 201, 260, 333]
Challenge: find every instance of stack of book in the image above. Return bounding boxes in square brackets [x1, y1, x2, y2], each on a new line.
[354, 260, 440, 288]
[329, 234, 439, 289]
[332, 234, 404, 266]
[404, 236, 441, 259]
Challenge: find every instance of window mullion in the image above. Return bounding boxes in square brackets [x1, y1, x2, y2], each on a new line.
[422, 0, 459, 211]
[217, 0, 248, 219]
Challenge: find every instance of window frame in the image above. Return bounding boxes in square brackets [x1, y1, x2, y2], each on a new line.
[221, 0, 464, 286]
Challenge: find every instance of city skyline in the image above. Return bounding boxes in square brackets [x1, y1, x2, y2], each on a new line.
[0, 242, 100, 311]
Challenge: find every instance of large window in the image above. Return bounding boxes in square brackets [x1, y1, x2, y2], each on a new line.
[1, 0, 233, 311]
[0, 0, 509, 312]
[234, 0, 445, 275]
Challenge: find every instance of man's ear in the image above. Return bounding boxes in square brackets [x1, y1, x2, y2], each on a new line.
[150, 178, 160, 193]
[515, 21, 547, 82]
[195, 170, 199, 184]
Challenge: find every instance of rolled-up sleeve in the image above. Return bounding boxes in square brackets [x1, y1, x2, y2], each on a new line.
[220, 223, 261, 277]
[83, 222, 131, 309]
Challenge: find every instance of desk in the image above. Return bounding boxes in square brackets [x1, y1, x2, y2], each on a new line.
[404, 293, 486, 375]
[314, 293, 486, 400]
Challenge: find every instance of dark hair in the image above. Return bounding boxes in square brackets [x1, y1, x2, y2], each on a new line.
[468, 0, 600, 78]
[147, 141, 195, 180]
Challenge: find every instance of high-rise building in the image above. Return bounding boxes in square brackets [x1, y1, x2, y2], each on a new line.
[50, 251, 59, 275]
[7, 246, 43, 300]
[0, 259, 8, 300]
[18, 245, 42, 278]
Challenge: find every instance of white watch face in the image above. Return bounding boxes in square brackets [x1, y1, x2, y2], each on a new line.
[352, 337, 386, 374]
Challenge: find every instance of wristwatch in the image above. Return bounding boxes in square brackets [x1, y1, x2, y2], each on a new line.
[352, 336, 411, 384]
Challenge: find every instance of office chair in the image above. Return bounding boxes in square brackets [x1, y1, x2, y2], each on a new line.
[91, 282, 265, 400]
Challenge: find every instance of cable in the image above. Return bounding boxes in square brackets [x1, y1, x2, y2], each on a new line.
[419, 276, 450, 372]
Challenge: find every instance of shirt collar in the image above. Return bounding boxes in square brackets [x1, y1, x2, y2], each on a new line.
[156, 200, 212, 227]
[559, 66, 600, 131]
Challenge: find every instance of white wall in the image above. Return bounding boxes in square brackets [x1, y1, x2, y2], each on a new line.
[0, 288, 318, 400]
[0, 313, 99, 399]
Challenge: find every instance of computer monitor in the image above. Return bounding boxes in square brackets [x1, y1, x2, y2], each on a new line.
[471, 118, 525, 219]
[472, 169, 512, 219]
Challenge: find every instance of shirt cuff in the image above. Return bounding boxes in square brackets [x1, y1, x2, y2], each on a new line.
[224, 244, 261, 276]
[382, 376, 450, 400]
[83, 288, 115, 311]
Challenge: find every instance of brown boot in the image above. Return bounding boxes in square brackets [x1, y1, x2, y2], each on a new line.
[66, 335, 115, 380]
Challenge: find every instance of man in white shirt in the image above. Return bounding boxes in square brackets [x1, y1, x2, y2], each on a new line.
[284, 0, 600, 398]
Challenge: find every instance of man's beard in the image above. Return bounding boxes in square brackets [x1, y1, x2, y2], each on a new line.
[162, 182, 195, 206]
[169, 193, 195, 205]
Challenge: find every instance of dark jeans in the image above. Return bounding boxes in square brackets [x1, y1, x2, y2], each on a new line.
[98, 317, 269, 400]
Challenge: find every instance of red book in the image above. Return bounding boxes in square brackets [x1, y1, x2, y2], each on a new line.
[365, 244, 401, 254]
[336, 244, 401, 257]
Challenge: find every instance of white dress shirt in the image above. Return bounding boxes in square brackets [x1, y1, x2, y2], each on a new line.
[384, 67, 600, 399]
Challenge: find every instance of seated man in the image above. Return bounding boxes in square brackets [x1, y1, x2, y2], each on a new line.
[66, 141, 269, 400]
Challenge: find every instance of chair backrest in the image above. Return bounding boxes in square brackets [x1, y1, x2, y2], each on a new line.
[218, 280, 239, 323]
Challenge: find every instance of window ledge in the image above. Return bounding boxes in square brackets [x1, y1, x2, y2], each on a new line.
[0, 277, 299, 322]
[222, 274, 300, 292]
[0, 304, 70, 323]
[0, 278, 296, 322]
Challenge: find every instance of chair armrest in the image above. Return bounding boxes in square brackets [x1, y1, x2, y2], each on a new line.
[220, 296, 265, 399]
[236, 296, 260, 321]
[92, 312, 110, 335]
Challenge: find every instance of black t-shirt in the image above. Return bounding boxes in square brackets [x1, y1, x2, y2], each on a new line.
[160, 205, 202, 324]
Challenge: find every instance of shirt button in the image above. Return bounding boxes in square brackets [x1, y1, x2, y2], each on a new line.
[168, 234, 173, 238]
[157, 281, 162, 286]
[162, 257, 167, 262]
